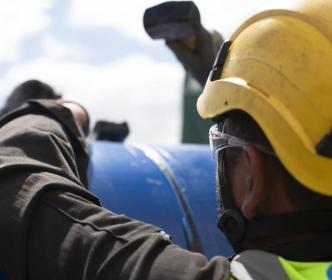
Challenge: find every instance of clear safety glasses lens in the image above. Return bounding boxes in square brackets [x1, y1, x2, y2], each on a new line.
[209, 124, 247, 160]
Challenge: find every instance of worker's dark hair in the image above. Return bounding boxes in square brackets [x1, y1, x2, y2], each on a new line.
[0, 80, 61, 116]
[221, 110, 332, 210]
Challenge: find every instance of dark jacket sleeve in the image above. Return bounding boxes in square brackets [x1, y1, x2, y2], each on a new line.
[28, 191, 230, 280]
[0, 101, 230, 280]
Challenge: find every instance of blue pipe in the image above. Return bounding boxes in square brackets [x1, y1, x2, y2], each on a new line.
[88, 141, 233, 258]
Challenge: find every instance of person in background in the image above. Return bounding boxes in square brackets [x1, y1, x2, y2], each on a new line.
[0, 80, 91, 136]
[0, 79, 62, 116]
[144, 1, 222, 144]
[178, 30, 222, 144]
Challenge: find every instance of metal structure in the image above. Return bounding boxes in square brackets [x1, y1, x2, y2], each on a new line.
[88, 141, 233, 258]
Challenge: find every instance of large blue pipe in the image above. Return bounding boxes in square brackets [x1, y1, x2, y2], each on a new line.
[88, 141, 233, 259]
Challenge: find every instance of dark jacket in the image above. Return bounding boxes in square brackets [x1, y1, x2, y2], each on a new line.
[0, 101, 230, 280]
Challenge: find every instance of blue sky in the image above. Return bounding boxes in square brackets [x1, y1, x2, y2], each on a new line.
[0, 0, 266, 143]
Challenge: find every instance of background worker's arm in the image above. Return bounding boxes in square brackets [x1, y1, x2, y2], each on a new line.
[0, 101, 230, 279]
[144, 1, 223, 87]
[166, 28, 222, 87]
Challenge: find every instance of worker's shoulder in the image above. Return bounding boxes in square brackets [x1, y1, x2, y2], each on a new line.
[231, 250, 287, 280]
[231, 250, 332, 280]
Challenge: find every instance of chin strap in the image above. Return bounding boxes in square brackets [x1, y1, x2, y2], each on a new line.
[218, 208, 247, 252]
[217, 151, 248, 252]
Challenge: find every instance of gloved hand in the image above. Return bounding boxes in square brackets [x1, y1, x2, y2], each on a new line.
[166, 29, 223, 87]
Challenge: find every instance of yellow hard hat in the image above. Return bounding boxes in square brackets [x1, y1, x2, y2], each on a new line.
[197, 0, 332, 196]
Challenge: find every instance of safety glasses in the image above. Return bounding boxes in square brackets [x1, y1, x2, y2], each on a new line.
[209, 124, 275, 160]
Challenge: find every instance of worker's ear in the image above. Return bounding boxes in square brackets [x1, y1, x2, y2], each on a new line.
[240, 145, 268, 219]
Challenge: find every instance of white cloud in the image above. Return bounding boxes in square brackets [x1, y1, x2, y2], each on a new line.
[0, 55, 184, 144]
[41, 35, 89, 60]
[0, 0, 54, 62]
[69, 0, 160, 43]
[69, 0, 267, 42]
[0, 0, 271, 143]
[194, 0, 267, 37]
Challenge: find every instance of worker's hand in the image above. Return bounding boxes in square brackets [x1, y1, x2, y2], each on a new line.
[166, 28, 223, 87]
[61, 101, 90, 136]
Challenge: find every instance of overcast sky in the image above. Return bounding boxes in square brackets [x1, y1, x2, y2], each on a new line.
[0, 0, 266, 144]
